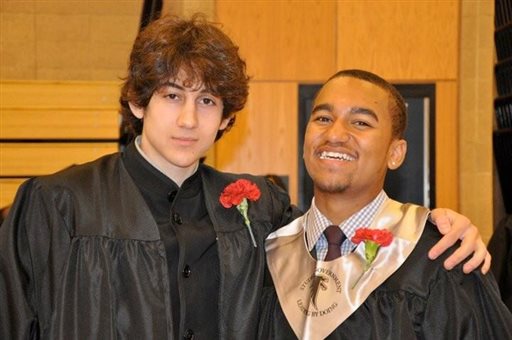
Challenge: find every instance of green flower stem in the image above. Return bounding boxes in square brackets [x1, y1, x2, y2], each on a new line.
[237, 198, 257, 248]
[352, 240, 381, 289]
[364, 240, 380, 267]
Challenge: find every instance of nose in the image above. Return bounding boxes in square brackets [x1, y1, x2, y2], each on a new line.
[176, 101, 198, 128]
[326, 120, 350, 143]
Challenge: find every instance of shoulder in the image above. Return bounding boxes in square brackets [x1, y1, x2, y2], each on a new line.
[200, 164, 300, 226]
[380, 221, 463, 295]
[200, 164, 268, 187]
[32, 152, 122, 192]
[382, 219, 497, 297]
[15, 152, 123, 220]
[200, 164, 286, 203]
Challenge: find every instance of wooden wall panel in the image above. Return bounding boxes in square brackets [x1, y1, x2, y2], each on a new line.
[435, 81, 458, 210]
[0, 3, 140, 81]
[0, 108, 119, 139]
[0, 143, 118, 176]
[0, 80, 120, 201]
[215, 82, 299, 203]
[337, 1, 459, 80]
[216, 0, 336, 81]
[0, 179, 26, 208]
[459, 1, 494, 241]
[0, 81, 120, 107]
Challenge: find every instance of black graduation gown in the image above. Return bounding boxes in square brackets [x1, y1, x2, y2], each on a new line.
[488, 214, 512, 311]
[0, 151, 298, 339]
[259, 223, 512, 339]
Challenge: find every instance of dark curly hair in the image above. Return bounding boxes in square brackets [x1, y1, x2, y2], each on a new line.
[326, 69, 407, 139]
[120, 14, 249, 139]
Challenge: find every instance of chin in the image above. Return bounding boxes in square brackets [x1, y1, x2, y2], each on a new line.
[313, 179, 349, 194]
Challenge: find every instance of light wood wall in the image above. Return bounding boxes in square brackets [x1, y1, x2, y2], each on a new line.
[459, 2, 495, 241]
[0, 1, 140, 80]
[215, 1, 460, 209]
[0, 1, 496, 240]
[0, 81, 120, 207]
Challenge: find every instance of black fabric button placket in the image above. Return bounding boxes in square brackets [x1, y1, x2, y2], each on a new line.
[173, 212, 183, 225]
[168, 190, 183, 225]
[183, 328, 194, 339]
[182, 265, 191, 278]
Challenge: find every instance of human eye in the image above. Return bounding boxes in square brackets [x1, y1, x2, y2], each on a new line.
[165, 93, 180, 101]
[352, 118, 375, 129]
[200, 97, 216, 105]
[354, 120, 370, 127]
[312, 114, 332, 124]
[198, 94, 219, 106]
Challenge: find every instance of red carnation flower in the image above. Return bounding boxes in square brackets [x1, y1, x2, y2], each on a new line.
[352, 228, 393, 247]
[351, 228, 394, 288]
[219, 179, 261, 247]
[220, 179, 261, 208]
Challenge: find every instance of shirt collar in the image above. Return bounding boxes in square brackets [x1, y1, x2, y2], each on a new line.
[122, 139, 203, 222]
[134, 135, 199, 184]
[305, 191, 388, 251]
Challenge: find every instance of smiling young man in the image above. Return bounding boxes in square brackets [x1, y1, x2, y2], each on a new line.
[260, 69, 512, 339]
[0, 16, 493, 340]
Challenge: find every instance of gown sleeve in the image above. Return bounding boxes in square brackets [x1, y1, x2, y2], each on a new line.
[0, 178, 72, 340]
[264, 178, 303, 232]
[419, 256, 512, 338]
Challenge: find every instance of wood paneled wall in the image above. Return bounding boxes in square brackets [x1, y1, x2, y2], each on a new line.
[336, 2, 458, 80]
[0, 1, 494, 239]
[458, 2, 495, 241]
[215, 82, 299, 200]
[0, 81, 120, 206]
[0, 1, 140, 80]
[216, 1, 460, 210]
[216, 1, 337, 82]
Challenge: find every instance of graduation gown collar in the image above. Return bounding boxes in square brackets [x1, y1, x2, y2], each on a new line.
[265, 199, 430, 340]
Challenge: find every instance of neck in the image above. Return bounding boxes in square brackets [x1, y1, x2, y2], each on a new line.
[166, 164, 198, 187]
[314, 188, 382, 225]
[134, 136, 198, 186]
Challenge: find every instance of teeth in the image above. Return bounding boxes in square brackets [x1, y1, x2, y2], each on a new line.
[320, 151, 355, 161]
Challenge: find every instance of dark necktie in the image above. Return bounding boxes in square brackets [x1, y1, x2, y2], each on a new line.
[324, 225, 346, 261]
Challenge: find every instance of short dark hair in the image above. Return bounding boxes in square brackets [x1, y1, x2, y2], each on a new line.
[326, 69, 407, 139]
[119, 14, 249, 139]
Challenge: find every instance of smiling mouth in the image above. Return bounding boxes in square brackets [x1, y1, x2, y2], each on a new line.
[319, 151, 355, 161]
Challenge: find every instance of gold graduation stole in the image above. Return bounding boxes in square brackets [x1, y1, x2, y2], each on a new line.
[265, 199, 429, 340]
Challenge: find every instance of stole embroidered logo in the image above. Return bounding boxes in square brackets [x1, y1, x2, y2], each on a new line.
[297, 268, 342, 317]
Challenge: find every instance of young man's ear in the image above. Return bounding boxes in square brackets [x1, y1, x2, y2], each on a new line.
[128, 102, 144, 119]
[388, 139, 407, 170]
[219, 115, 235, 131]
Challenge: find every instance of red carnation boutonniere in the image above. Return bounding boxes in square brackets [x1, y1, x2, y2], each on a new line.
[351, 228, 394, 288]
[219, 179, 261, 247]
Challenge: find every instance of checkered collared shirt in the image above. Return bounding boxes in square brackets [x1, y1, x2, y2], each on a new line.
[305, 191, 388, 260]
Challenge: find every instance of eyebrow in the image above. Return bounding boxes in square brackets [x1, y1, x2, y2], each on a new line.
[349, 107, 379, 122]
[164, 81, 207, 93]
[311, 103, 379, 122]
[311, 103, 333, 114]
[166, 81, 185, 91]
